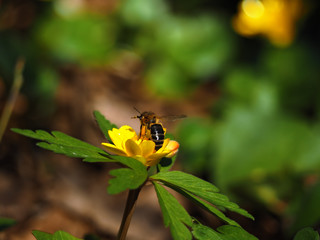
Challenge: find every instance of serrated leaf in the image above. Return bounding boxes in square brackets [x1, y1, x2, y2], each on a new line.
[151, 171, 219, 192]
[32, 230, 83, 240]
[293, 227, 320, 240]
[153, 180, 239, 226]
[107, 156, 148, 194]
[93, 110, 117, 142]
[51, 131, 103, 151]
[0, 217, 16, 231]
[11, 128, 110, 161]
[153, 182, 193, 240]
[174, 188, 240, 226]
[192, 222, 258, 240]
[151, 171, 253, 220]
[192, 221, 223, 240]
[216, 225, 258, 240]
[11, 128, 53, 141]
[36, 142, 104, 159]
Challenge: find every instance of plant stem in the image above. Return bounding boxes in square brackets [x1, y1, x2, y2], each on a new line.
[117, 187, 142, 240]
[0, 58, 24, 143]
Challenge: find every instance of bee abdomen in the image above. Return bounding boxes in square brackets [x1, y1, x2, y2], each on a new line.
[150, 124, 165, 150]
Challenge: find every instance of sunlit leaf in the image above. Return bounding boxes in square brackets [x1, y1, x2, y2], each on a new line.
[153, 182, 193, 240]
[93, 110, 117, 142]
[107, 156, 148, 194]
[151, 171, 253, 220]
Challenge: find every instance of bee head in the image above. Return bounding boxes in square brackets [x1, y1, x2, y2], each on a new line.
[132, 110, 157, 124]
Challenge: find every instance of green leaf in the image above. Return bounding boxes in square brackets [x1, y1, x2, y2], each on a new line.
[192, 222, 258, 240]
[37, 14, 115, 65]
[289, 182, 320, 233]
[32, 230, 54, 240]
[175, 189, 240, 227]
[93, 110, 117, 142]
[0, 217, 16, 231]
[151, 171, 241, 225]
[191, 221, 222, 240]
[82, 157, 115, 163]
[293, 227, 319, 240]
[11, 128, 110, 161]
[153, 181, 193, 240]
[107, 156, 148, 194]
[150, 171, 253, 220]
[32, 230, 83, 240]
[151, 170, 219, 192]
[216, 225, 258, 240]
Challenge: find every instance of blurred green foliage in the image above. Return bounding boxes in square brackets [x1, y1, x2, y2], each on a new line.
[36, 14, 116, 65]
[1, 0, 320, 238]
[177, 42, 320, 234]
[293, 227, 320, 240]
[0, 217, 16, 231]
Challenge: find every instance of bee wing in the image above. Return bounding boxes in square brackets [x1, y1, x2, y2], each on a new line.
[158, 114, 187, 121]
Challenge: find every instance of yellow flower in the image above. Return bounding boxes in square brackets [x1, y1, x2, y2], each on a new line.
[101, 125, 180, 167]
[232, 0, 303, 47]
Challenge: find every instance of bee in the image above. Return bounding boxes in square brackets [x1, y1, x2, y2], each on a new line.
[132, 108, 186, 150]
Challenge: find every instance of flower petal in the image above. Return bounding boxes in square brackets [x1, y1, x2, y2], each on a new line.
[146, 152, 170, 164]
[156, 138, 170, 153]
[108, 125, 138, 150]
[102, 125, 180, 167]
[108, 129, 124, 149]
[140, 140, 155, 157]
[102, 142, 127, 156]
[165, 149, 179, 158]
[164, 140, 180, 158]
[118, 125, 137, 140]
[133, 155, 147, 165]
[165, 140, 180, 152]
[125, 139, 142, 156]
[145, 152, 169, 166]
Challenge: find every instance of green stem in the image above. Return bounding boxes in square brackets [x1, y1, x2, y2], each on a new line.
[0, 58, 24, 143]
[117, 187, 142, 240]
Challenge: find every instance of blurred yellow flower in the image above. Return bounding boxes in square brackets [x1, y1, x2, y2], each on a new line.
[102, 125, 179, 167]
[232, 0, 303, 46]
